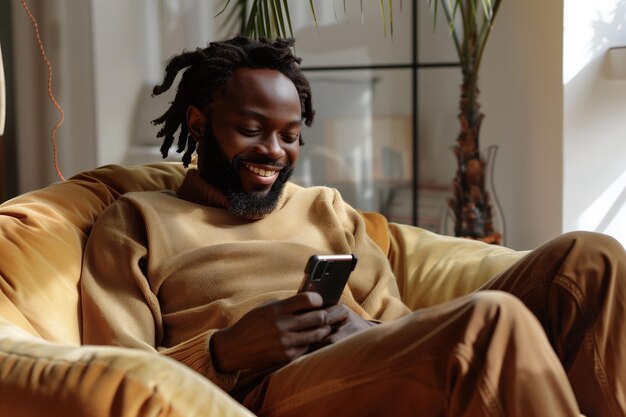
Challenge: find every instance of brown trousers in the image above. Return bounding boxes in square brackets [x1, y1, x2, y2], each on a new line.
[240, 232, 626, 417]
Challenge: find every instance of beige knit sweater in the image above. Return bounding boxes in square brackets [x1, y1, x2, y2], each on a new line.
[81, 170, 410, 392]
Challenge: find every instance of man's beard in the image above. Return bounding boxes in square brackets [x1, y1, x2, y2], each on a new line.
[201, 132, 294, 218]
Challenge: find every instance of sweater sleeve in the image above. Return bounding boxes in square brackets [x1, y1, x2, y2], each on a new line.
[80, 197, 239, 392]
[330, 190, 411, 322]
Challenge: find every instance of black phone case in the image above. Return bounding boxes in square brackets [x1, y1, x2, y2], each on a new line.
[298, 254, 358, 307]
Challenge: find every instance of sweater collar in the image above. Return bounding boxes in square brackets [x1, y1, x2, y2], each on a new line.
[176, 169, 289, 219]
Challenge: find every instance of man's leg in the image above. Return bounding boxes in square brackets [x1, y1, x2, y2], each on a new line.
[483, 231, 626, 417]
[240, 291, 580, 417]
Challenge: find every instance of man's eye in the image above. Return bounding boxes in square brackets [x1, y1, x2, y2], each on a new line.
[239, 128, 262, 136]
[282, 134, 300, 144]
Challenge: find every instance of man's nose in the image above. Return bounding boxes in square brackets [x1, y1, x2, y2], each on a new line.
[256, 133, 286, 160]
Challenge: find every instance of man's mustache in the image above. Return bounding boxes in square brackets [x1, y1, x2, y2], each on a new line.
[233, 156, 289, 170]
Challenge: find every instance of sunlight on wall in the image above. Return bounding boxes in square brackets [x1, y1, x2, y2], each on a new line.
[563, 0, 621, 83]
[577, 168, 626, 233]
[563, 0, 626, 248]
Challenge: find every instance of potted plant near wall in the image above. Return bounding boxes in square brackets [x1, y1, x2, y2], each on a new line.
[218, 0, 504, 243]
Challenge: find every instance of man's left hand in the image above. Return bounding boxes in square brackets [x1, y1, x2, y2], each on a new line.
[310, 304, 377, 350]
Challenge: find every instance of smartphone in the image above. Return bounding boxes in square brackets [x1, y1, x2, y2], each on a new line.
[297, 254, 358, 307]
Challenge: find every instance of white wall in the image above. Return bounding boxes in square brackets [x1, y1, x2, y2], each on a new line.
[90, 0, 150, 166]
[91, 0, 219, 167]
[480, 0, 564, 250]
[563, 0, 626, 247]
[480, 0, 626, 250]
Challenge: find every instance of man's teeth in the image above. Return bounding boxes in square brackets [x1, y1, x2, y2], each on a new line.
[245, 164, 278, 178]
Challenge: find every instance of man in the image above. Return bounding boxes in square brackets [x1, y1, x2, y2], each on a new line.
[81, 36, 626, 417]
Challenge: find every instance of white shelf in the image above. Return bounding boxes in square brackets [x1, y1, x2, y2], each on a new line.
[607, 47, 626, 80]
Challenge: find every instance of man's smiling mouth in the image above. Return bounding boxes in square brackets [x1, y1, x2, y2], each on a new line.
[244, 163, 279, 178]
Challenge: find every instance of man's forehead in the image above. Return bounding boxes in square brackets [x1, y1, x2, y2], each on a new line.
[225, 68, 296, 95]
[213, 67, 301, 112]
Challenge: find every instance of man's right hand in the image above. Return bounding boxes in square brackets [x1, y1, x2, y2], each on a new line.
[210, 292, 348, 373]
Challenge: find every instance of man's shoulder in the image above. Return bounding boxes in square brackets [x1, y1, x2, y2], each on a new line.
[107, 189, 179, 214]
[286, 182, 336, 194]
[121, 189, 177, 202]
[94, 190, 183, 228]
[285, 182, 340, 200]
[282, 182, 352, 213]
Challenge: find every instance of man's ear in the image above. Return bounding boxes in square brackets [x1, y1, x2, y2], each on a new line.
[186, 106, 208, 142]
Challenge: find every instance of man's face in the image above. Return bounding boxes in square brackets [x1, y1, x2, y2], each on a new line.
[194, 68, 303, 216]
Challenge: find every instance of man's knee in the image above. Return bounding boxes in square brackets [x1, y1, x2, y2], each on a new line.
[528, 232, 625, 288]
[463, 291, 552, 357]
[549, 232, 625, 284]
[467, 291, 537, 326]
[546, 231, 624, 261]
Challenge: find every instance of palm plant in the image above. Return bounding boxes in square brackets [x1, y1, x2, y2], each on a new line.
[436, 0, 503, 243]
[217, 1, 396, 39]
[218, 0, 503, 243]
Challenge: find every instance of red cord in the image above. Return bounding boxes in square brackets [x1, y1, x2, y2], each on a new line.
[20, 0, 66, 182]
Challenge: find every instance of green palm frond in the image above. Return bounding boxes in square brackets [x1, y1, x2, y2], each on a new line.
[218, 1, 501, 42]
[218, 0, 305, 39]
[216, 0, 500, 90]
[216, 0, 248, 36]
[216, 0, 501, 95]
[218, 0, 403, 40]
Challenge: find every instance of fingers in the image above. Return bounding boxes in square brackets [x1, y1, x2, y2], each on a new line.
[324, 304, 350, 326]
[279, 301, 350, 331]
[286, 325, 332, 349]
[272, 298, 351, 334]
[274, 291, 324, 314]
[256, 297, 358, 360]
[273, 311, 333, 360]
[284, 308, 323, 329]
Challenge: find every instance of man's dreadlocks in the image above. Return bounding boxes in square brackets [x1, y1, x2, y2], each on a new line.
[151, 36, 315, 167]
